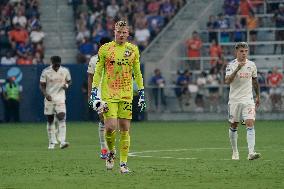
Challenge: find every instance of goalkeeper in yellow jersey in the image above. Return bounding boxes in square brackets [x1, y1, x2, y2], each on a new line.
[89, 20, 146, 173]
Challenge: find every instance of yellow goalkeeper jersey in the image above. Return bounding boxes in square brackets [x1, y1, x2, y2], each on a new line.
[92, 41, 144, 102]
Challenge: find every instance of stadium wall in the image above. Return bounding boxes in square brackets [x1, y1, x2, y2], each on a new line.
[0, 64, 90, 122]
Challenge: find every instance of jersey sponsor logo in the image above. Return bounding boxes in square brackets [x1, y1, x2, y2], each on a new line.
[239, 72, 250, 78]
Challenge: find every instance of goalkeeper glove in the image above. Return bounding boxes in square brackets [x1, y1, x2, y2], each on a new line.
[89, 87, 109, 113]
[138, 89, 146, 112]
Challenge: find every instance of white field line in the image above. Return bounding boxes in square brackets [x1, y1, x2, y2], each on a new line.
[129, 148, 273, 161]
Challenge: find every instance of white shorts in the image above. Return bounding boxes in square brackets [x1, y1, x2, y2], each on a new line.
[44, 101, 66, 115]
[228, 103, 255, 123]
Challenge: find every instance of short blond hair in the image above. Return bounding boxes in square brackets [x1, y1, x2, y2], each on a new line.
[115, 20, 128, 30]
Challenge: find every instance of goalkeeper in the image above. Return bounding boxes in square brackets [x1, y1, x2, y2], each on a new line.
[87, 37, 111, 159]
[90, 20, 146, 174]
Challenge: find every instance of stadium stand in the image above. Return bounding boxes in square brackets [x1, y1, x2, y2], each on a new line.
[0, 0, 44, 65]
[142, 0, 284, 115]
[70, 0, 186, 64]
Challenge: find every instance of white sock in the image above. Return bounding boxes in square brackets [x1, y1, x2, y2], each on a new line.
[229, 127, 238, 153]
[58, 119, 66, 144]
[47, 121, 57, 144]
[98, 122, 107, 149]
[247, 127, 255, 154]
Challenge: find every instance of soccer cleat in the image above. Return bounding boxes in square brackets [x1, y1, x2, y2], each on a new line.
[48, 143, 55, 150]
[60, 142, 69, 149]
[232, 152, 239, 160]
[241, 120, 245, 125]
[105, 151, 115, 170]
[120, 163, 131, 174]
[100, 148, 108, 159]
[248, 152, 261, 160]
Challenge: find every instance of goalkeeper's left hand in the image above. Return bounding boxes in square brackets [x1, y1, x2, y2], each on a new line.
[138, 89, 146, 112]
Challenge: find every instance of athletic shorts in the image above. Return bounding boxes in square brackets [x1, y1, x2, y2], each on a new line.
[228, 103, 255, 123]
[44, 101, 66, 115]
[104, 101, 132, 120]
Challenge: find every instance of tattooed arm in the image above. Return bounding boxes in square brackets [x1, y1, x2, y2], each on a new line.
[252, 77, 260, 108]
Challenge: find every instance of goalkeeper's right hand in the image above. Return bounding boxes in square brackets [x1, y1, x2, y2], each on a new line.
[89, 88, 109, 113]
[138, 89, 146, 112]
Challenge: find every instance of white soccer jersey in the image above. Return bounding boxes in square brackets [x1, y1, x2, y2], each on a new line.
[87, 55, 102, 98]
[40, 66, 71, 103]
[87, 55, 98, 74]
[226, 59, 257, 104]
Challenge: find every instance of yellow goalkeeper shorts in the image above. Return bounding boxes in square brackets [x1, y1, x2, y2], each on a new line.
[104, 101, 132, 120]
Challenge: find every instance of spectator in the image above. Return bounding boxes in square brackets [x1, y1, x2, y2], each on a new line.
[249, 0, 264, 14]
[267, 66, 283, 111]
[160, 0, 175, 23]
[32, 51, 44, 64]
[106, 0, 119, 18]
[207, 15, 218, 43]
[223, 0, 239, 16]
[17, 52, 33, 65]
[195, 71, 207, 112]
[76, 0, 90, 15]
[207, 66, 221, 112]
[234, 15, 245, 42]
[8, 23, 29, 49]
[0, 51, 16, 65]
[0, 27, 11, 54]
[16, 39, 33, 58]
[76, 25, 90, 43]
[273, 3, 284, 54]
[150, 68, 167, 111]
[27, 14, 40, 32]
[30, 25, 45, 44]
[25, 0, 40, 20]
[147, 0, 160, 14]
[258, 71, 269, 94]
[185, 31, 202, 70]
[216, 13, 230, 43]
[78, 37, 95, 58]
[238, 0, 254, 27]
[2, 76, 21, 122]
[12, 9, 27, 28]
[247, 11, 258, 54]
[209, 39, 222, 67]
[175, 70, 192, 111]
[134, 22, 150, 51]
[258, 71, 270, 111]
[147, 11, 165, 38]
[91, 23, 110, 44]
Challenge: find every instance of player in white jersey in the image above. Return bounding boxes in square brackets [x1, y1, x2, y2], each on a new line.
[87, 37, 111, 159]
[225, 42, 261, 160]
[40, 56, 71, 149]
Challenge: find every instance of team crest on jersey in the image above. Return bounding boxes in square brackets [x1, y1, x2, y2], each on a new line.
[124, 50, 131, 57]
[247, 67, 251, 71]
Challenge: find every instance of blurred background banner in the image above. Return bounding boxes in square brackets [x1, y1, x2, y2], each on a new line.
[0, 64, 88, 122]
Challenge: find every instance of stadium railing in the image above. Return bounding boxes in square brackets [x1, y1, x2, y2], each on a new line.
[144, 84, 284, 113]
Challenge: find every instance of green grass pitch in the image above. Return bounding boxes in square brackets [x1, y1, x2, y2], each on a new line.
[0, 121, 284, 189]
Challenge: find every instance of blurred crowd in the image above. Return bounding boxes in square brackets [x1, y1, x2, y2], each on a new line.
[0, 0, 45, 66]
[149, 1, 284, 112]
[69, 0, 185, 64]
[149, 66, 283, 112]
